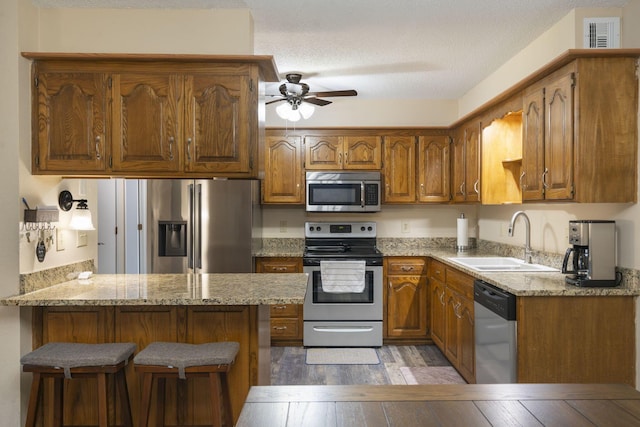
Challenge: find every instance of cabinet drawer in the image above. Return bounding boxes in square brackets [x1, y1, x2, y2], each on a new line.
[386, 257, 427, 275]
[255, 257, 302, 273]
[445, 267, 474, 298]
[270, 304, 300, 318]
[271, 318, 300, 338]
[429, 259, 446, 282]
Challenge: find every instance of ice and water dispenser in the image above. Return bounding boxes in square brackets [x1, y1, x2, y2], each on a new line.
[158, 221, 187, 257]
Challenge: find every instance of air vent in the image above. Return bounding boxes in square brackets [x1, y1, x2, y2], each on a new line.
[583, 17, 620, 48]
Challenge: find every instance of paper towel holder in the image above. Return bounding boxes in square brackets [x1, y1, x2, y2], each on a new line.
[456, 213, 470, 252]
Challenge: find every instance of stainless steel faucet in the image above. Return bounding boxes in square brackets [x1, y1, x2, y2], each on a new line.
[508, 211, 532, 263]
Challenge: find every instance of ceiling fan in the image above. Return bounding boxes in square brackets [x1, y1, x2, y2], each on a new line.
[266, 73, 357, 120]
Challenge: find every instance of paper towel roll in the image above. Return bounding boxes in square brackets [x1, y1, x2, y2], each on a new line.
[457, 215, 469, 251]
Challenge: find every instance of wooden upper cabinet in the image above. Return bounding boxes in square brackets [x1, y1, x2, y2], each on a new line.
[543, 71, 574, 201]
[522, 84, 545, 201]
[111, 73, 182, 173]
[305, 135, 382, 170]
[32, 69, 109, 173]
[452, 121, 480, 203]
[184, 72, 253, 174]
[383, 136, 416, 203]
[417, 136, 450, 202]
[304, 136, 342, 169]
[343, 136, 382, 169]
[262, 136, 304, 204]
[26, 53, 276, 178]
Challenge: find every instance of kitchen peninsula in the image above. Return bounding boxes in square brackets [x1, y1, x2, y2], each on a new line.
[2, 272, 308, 426]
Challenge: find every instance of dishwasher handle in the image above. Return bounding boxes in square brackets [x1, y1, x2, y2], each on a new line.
[474, 280, 516, 321]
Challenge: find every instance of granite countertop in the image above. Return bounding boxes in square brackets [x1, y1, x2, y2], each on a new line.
[423, 249, 639, 297]
[1, 273, 309, 306]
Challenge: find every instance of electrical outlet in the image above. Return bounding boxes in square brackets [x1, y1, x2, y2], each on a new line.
[56, 228, 65, 251]
[401, 221, 410, 233]
[76, 231, 88, 248]
[279, 220, 287, 233]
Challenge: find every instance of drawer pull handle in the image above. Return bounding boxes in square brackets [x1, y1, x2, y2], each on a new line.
[401, 266, 414, 272]
[271, 267, 287, 272]
[273, 305, 287, 310]
[273, 326, 288, 331]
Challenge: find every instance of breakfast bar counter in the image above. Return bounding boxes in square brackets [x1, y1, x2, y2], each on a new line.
[237, 383, 640, 426]
[2, 273, 308, 426]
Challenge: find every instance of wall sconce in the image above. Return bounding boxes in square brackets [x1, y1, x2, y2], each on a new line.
[58, 190, 95, 230]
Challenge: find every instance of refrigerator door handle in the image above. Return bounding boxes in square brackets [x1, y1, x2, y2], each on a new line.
[194, 183, 202, 270]
[188, 183, 195, 270]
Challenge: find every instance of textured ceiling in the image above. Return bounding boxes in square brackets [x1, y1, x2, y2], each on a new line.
[34, 0, 629, 100]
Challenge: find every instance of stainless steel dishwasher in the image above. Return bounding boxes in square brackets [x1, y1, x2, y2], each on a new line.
[474, 279, 517, 383]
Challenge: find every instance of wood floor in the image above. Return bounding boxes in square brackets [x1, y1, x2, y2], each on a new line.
[271, 345, 461, 386]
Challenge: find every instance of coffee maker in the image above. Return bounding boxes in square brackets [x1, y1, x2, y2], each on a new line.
[561, 220, 618, 287]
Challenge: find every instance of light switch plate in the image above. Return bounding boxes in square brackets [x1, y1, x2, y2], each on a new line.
[76, 231, 88, 247]
[56, 228, 65, 251]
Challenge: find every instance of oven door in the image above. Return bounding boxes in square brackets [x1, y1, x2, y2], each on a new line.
[303, 265, 382, 321]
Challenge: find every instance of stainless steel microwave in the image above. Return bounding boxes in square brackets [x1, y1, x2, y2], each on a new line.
[305, 171, 381, 212]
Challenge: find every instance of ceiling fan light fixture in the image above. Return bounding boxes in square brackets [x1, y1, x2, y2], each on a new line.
[275, 99, 306, 122]
[299, 102, 315, 119]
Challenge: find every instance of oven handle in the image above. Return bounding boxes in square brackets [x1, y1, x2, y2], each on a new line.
[361, 181, 365, 208]
[312, 326, 374, 333]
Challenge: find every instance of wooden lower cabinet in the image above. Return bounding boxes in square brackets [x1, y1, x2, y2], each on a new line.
[384, 257, 429, 343]
[517, 296, 635, 385]
[31, 305, 267, 426]
[255, 257, 304, 345]
[429, 259, 475, 383]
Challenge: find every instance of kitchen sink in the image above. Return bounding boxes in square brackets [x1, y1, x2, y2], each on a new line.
[447, 256, 559, 272]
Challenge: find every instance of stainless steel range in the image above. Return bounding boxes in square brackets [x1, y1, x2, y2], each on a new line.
[303, 221, 383, 347]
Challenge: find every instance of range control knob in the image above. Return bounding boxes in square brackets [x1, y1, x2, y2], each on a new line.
[368, 226, 373, 231]
[360, 226, 366, 231]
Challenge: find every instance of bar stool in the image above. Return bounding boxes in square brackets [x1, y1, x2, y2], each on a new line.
[133, 341, 239, 427]
[21, 342, 136, 427]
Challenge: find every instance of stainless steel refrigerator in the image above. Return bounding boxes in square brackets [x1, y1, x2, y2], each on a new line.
[145, 179, 261, 273]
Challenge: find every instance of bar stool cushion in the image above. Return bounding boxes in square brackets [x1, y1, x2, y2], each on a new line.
[21, 342, 136, 379]
[134, 341, 239, 379]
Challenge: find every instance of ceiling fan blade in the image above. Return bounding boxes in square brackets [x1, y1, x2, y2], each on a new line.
[303, 97, 332, 106]
[309, 90, 358, 98]
[266, 98, 287, 105]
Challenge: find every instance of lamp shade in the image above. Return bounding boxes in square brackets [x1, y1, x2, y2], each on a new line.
[68, 208, 95, 230]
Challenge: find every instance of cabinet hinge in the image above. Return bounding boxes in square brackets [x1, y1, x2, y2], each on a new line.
[108, 77, 112, 89]
[249, 79, 254, 92]
[636, 59, 640, 79]
[114, 226, 118, 235]
[448, 136, 453, 144]
[137, 224, 143, 231]
[34, 76, 38, 88]
[109, 156, 112, 168]
[35, 156, 39, 167]
[570, 184, 575, 197]
[571, 73, 576, 88]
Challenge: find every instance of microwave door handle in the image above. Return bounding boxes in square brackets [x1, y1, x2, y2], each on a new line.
[361, 181, 365, 208]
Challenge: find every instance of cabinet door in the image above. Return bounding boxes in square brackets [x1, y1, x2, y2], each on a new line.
[262, 136, 304, 203]
[464, 124, 481, 203]
[111, 73, 182, 172]
[522, 84, 545, 201]
[33, 71, 108, 172]
[386, 275, 428, 338]
[457, 294, 475, 383]
[444, 287, 461, 365]
[304, 136, 343, 169]
[544, 71, 574, 200]
[184, 72, 253, 174]
[343, 136, 382, 169]
[417, 136, 450, 202]
[451, 129, 466, 202]
[429, 260, 446, 351]
[383, 136, 416, 203]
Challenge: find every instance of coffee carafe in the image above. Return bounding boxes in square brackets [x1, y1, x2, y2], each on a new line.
[561, 220, 618, 287]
